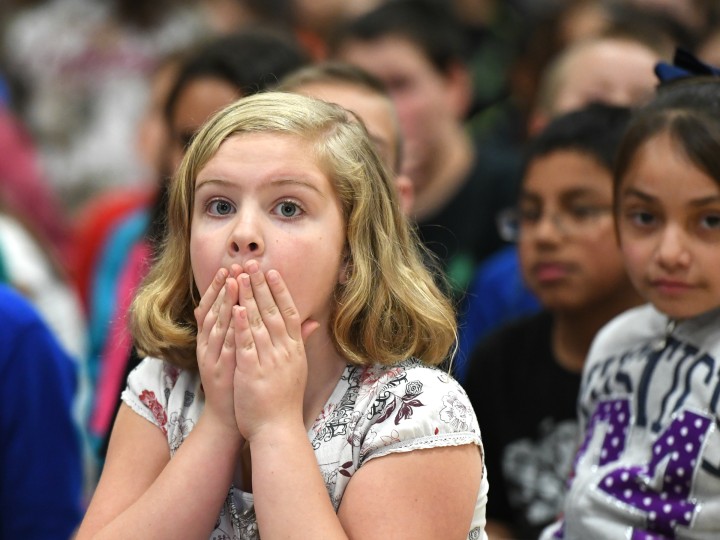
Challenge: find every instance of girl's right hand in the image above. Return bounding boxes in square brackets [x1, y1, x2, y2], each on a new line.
[194, 267, 243, 439]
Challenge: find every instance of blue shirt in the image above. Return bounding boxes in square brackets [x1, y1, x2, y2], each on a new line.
[456, 246, 540, 382]
[0, 285, 83, 539]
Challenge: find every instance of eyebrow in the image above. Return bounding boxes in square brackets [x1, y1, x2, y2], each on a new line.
[621, 187, 720, 206]
[194, 177, 326, 198]
[271, 178, 326, 198]
[519, 187, 604, 201]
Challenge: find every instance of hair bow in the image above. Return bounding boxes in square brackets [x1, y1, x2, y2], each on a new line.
[655, 48, 720, 83]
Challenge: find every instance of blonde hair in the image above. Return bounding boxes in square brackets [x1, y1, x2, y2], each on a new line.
[131, 91, 456, 370]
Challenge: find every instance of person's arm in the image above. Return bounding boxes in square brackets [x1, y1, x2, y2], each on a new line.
[250, 426, 482, 539]
[76, 268, 245, 539]
[75, 404, 242, 539]
[341, 444, 481, 538]
[232, 264, 483, 539]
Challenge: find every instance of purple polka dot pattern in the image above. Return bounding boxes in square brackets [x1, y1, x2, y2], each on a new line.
[597, 410, 711, 539]
[575, 399, 631, 470]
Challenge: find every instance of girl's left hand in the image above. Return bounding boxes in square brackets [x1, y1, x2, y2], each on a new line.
[231, 260, 319, 441]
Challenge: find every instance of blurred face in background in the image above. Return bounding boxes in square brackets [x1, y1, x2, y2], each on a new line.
[529, 38, 660, 136]
[337, 36, 469, 192]
[518, 150, 629, 312]
[552, 39, 659, 116]
[168, 76, 240, 173]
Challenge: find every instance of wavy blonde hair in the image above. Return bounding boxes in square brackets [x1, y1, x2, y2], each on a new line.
[131, 91, 456, 370]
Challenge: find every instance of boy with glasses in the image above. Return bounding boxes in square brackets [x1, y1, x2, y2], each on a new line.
[463, 103, 643, 540]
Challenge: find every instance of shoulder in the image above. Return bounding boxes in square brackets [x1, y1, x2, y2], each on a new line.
[357, 359, 469, 406]
[0, 285, 75, 398]
[474, 246, 520, 282]
[352, 359, 481, 464]
[0, 285, 68, 361]
[122, 357, 200, 433]
[587, 303, 664, 362]
[0, 284, 41, 328]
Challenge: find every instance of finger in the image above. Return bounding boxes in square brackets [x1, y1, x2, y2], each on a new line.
[196, 280, 226, 356]
[266, 269, 302, 341]
[233, 304, 257, 368]
[217, 303, 237, 378]
[229, 263, 243, 278]
[238, 272, 275, 354]
[206, 278, 238, 363]
[194, 268, 229, 331]
[245, 261, 286, 338]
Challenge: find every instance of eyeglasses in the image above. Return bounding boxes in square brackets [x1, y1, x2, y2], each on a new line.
[497, 204, 613, 243]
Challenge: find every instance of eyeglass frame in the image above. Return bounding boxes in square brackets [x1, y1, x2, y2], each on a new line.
[496, 203, 614, 243]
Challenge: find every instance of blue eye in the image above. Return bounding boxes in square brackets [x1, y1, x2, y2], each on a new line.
[207, 199, 235, 216]
[275, 201, 302, 218]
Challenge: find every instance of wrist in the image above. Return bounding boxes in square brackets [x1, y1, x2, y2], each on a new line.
[197, 412, 245, 452]
[247, 414, 307, 449]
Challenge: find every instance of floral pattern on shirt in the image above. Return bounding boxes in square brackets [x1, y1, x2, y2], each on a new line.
[123, 357, 488, 540]
[138, 389, 167, 434]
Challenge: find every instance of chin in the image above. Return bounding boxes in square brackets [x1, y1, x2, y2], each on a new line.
[650, 298, 712, 321]
[534, 291, 577, 310]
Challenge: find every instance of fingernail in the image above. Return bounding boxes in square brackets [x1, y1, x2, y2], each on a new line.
[240, 273, 251, 287]
[267, 269, 279, 284]
[246, 260, 259, 274]
[216, 268, 227, 282]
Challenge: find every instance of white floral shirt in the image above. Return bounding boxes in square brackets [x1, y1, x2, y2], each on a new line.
[122, 357, 488, 539]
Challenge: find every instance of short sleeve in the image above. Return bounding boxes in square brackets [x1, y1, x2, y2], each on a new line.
[121, 357, 202, 454]
[121, 357, 176, 433]
[357, 362, 483, 464]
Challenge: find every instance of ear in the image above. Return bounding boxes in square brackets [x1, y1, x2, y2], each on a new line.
[444, 61, 473, 119]
[395, 174, 415, 216]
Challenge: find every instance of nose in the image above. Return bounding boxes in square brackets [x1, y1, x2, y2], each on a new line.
[228, 211, 264, 259]
[532, 211, 564, 245]
[655, 224, 690, 270]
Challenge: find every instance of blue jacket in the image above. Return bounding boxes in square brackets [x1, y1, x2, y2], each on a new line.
[0, 285, 83, 539]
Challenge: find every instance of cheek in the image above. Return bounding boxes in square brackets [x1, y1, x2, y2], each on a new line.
[584, 242, 629, 289]
[276, 238, 344, 314]
[395, 100, 419, 138]
[619, 241, 649, 287]
[190, 233, 220, 295]
[517, 240, 534, 281]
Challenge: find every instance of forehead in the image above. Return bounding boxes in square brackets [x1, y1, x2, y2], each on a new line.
[555, 41, 657, 112]
[620, 132, 720, 199]
[172, 76, 240, 131]
[522, 150, 613, 196]
[199, 131, 321, 174]
[338, 35, 436, 78]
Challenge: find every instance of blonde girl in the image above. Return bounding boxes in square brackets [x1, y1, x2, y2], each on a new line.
[77, 92, 487, 540]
